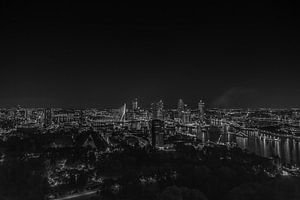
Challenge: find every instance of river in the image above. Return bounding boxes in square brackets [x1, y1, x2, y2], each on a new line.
[198, 127, 300, 166]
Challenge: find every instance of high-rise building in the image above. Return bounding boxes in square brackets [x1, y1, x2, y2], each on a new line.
[177, 98, 185, 119]
[198, 100, 204, 112]
[151, 100, 164, 120]
[44, 108, 52, 127]
[182, 110, 191, 124]
[132, 98, 138, 111]
[178, 99, 184, 113]
[151, 119, 164, 147]
[198, 100, 205, 121]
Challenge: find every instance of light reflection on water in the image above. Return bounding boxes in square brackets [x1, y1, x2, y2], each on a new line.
[235, 136, 300, 166]
[198, 129, 300, 166]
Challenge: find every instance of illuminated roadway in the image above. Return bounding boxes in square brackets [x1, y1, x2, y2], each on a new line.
[54, 190, 98, 200]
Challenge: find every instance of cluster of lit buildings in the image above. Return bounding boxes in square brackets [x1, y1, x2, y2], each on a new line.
[2, 100, 300, 150]
[0, 99, 206, 148]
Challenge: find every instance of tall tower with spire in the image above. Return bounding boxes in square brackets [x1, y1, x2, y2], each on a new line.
[120, 103, 126, 122]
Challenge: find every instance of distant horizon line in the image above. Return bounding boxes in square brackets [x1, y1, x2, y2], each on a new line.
[0, 106, 299, 110]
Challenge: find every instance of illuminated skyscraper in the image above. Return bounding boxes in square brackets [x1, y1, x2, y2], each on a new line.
[151, 100, 164, 120]
[182, 110, 191, 124]
[178, 99, 190, 123]
[150, 100, 165, 147]
[178, 99, 184, 113]
[198, 100, 205, 121]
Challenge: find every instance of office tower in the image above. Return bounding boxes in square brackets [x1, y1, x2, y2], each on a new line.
[182, 109, 191, 124]
[157, 100, 164, 119]
[178, 99, 184, 113]
[177, 99, 185, 120]
[198, 100, 205, 120]
[44, 108, 52, 127]
[152, 100, 164, 120]
[132, 98, 138, 111]
[151, 119, 164, 147]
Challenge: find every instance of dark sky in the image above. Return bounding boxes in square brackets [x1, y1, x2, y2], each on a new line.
[0, 2, 300, 108]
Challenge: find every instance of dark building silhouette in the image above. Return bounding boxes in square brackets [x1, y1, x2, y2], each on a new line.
[75, 130, 108, 151]
[151, 119, 164, 147]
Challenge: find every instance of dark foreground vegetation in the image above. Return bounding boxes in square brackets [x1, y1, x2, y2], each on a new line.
[1, 142, 300, 200]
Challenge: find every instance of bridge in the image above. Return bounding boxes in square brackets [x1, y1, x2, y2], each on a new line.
[211, 118, 300, 143]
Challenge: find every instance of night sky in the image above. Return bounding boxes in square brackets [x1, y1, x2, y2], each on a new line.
[1, 2, 299, 108]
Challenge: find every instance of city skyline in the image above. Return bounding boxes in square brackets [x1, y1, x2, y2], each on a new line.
[2, 98, 300, 110]
[2, 2, 300, 199]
